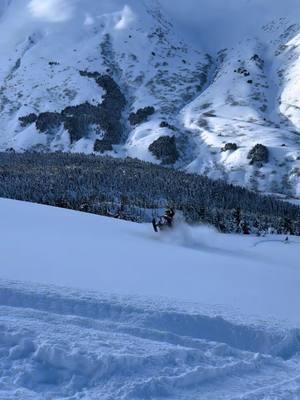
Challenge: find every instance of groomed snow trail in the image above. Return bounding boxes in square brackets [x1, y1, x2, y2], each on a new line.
[1, 281, 300, 400]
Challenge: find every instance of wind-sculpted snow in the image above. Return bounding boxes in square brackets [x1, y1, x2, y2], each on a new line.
[1, 281, 300, 400]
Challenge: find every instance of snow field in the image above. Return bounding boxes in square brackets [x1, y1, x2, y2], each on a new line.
[0, 199, 300, 398]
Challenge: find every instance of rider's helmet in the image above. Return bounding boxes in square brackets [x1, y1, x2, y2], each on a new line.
[165, 207, 175, 217]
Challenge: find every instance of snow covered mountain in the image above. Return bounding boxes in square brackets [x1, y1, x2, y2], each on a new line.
[1, 199, 300, 399]
[1, 0, 300, 197]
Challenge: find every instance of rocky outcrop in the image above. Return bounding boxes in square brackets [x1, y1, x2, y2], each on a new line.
[221, 143, 238, 152]
[159, 121, 176, 131]
[247, 144, 269, 166]
[234, 67, 250, 77]
[129, 106, 155, 126]
[251, 54, 264, 70]
[149, 135, 179, 165]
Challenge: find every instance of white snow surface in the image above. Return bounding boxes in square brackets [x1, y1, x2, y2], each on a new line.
[1, 0, 300, 197]
[1, 199, 300, 399]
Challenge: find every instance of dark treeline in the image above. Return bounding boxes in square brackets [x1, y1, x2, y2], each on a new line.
[0, 151, 299, 235]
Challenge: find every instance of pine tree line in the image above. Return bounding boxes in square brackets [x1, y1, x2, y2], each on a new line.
[0, 151, 299, 235]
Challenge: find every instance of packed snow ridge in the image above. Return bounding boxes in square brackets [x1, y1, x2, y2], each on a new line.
[1, 0, 300, 197]
[2, 281, 300, 400]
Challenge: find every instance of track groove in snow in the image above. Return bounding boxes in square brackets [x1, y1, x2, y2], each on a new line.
[1, 281, 300, 358]
[1, 281, 300, 399]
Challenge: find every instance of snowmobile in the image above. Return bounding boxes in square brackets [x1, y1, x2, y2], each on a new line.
[152, 208, 175, 232]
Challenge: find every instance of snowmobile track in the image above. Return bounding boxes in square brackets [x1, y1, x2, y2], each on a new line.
[1, 281, 300, 399]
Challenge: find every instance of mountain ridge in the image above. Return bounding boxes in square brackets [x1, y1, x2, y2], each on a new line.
[1, 0, 300, 197]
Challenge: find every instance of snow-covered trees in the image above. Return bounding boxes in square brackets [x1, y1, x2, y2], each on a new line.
[0, 152, 299, 235]
[148, 136, 179, 164]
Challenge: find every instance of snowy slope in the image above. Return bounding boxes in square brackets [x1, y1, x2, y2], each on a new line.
[0, 0, 209, 154]
[1, 199, 300, 399]
[1, 0, 300, 196]
[182, 18, 300, 196]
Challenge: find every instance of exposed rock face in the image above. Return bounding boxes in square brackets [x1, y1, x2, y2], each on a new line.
[149, 135, 179, 165]
[251, 54, 264, 70]
[129, 106, 155, 126]
[19, 74, 126, 145]
[159, 121, 176, 131]
[234, 67, 250, 77]
[247, 144, 269, 165]
[221, 143, 238, 152]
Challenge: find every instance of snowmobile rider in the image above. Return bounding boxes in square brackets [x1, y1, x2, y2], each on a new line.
[162, 207, 175, 227]
[152, 207, 176, 232]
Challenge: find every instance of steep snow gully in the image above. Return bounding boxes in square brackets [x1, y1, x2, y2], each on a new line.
[1, 282, 300, 400]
